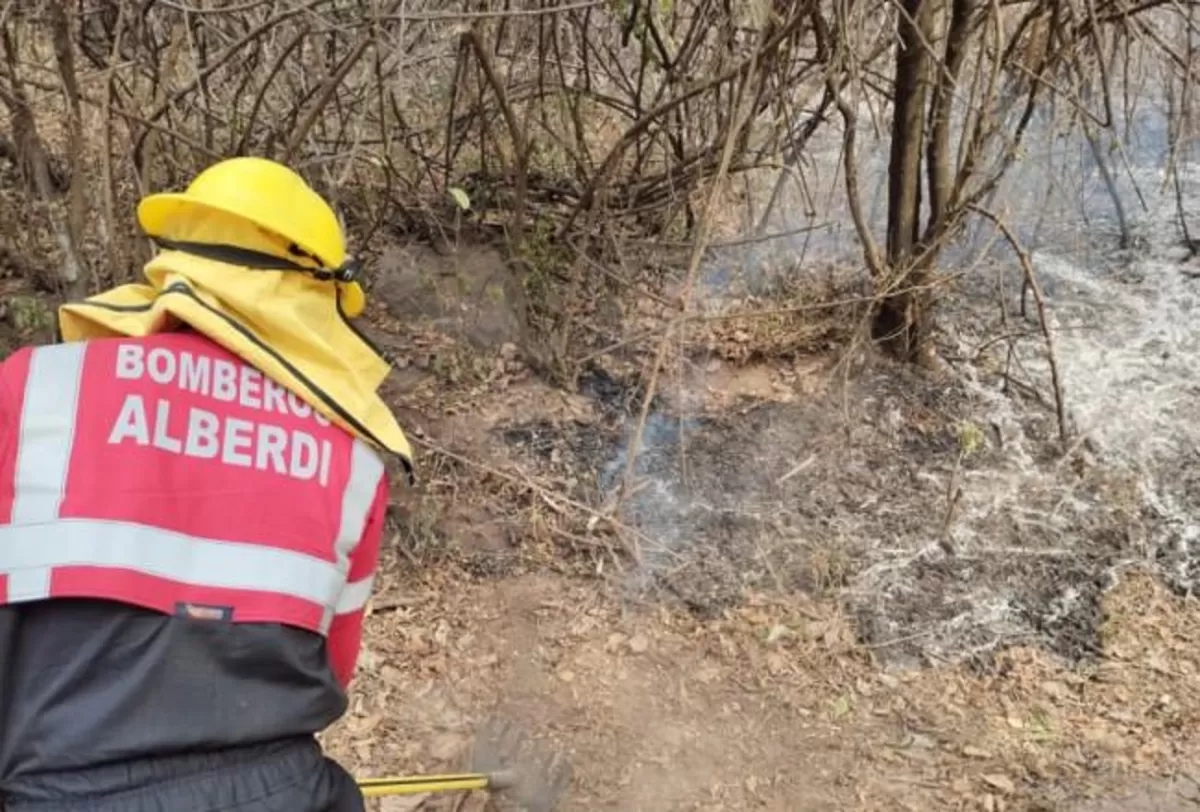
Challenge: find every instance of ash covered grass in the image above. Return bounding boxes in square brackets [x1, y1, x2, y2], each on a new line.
[493, 247, 1194, 672]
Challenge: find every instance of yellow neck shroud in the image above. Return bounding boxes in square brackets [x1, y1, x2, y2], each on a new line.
[58, 250, 413, 471]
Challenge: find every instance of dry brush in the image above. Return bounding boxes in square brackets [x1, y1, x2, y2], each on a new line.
[0, 0, 1193, 375]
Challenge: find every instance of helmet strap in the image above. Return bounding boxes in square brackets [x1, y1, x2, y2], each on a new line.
[152, 237, 359, 284]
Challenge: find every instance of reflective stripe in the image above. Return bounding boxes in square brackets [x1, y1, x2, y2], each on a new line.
[321, 441, 383, 632]
[336, 440, 384, 570]
[12, 344, 85, 525]
[0, 518, 345, 608]
[6, 567, 50, 602]
[335, 575, 375, 615]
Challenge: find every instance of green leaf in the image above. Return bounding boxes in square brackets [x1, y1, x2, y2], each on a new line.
[448, 186, 471, 211]
[957, 421, 987, 456]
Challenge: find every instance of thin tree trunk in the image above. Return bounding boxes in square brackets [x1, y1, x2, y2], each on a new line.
[926, 0, 972, 239]
[886, 0, 932, 266]
[876, 0, 937, 364]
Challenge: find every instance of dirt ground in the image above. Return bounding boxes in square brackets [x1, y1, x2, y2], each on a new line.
[314, 244, 1200, 812]
[326, 567, 1200, 811]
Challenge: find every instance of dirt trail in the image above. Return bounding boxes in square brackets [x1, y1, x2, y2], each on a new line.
[326, 574, 875, 811]
[324, 567, 1200, 812]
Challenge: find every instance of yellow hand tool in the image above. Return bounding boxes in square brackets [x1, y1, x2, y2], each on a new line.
[356, 770, 516, 799]
[355, 719, 571, 811]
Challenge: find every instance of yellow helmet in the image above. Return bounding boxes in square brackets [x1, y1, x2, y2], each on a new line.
[136, 157, 367, 317]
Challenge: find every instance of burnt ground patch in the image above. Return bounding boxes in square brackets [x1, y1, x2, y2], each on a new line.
[1150, 447, 1200, 597]
[496, 355, 1162, 667]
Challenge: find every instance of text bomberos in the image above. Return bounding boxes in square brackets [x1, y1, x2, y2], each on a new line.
[107, 344, 336, 486]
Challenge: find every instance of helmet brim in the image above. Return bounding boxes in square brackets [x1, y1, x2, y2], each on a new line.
[138, 192, 334, 268]
[137, 192, 243, 242]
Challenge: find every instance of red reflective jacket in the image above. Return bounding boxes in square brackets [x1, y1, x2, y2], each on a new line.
[0, 332, 388, 688]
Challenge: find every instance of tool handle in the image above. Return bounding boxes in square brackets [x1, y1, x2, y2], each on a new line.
[357, 772, 491, 798]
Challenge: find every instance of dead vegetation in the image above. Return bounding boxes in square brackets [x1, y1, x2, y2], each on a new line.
[2, 0, 1192, 359]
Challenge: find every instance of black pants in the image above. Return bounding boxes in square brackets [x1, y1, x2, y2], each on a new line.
[0, 737, 363, 812]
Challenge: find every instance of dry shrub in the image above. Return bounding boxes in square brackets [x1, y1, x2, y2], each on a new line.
[0, 0, 1189, 376]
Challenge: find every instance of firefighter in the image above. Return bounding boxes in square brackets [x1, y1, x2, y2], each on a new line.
[0, 157, 413, 812]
